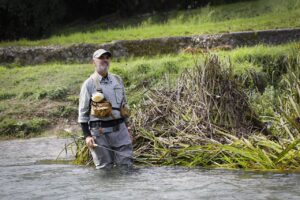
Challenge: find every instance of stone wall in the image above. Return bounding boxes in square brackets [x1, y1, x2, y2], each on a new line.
[1, 28, 300, 65]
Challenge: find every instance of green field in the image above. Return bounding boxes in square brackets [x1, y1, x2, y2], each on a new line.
[1, 0, 300, 46]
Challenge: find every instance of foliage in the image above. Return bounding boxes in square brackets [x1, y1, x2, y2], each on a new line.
[0, 117, 50, 137]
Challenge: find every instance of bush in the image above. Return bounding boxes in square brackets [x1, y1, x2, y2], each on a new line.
[137, 64, 151, 74]
[50, 105, 77, 118]
[0, 117, 50, 137]
[47, 87, 68, 100]
[66, 95, 79, 105]
[36, 87, 68, 100]
[36, 90, 48, 100]
[19, 91, 34, 98]
[0, 92, 16, 100]
[163, 61, 179, 74]
[236, 54, 298, 86]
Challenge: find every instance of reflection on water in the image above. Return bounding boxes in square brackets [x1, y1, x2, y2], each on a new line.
[0, 137, 300, 200]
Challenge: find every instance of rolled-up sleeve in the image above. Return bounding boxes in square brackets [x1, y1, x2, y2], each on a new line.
[78, 79, 91, 123]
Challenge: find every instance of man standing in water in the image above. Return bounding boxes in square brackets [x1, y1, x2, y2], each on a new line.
[78, 49, 133, 169]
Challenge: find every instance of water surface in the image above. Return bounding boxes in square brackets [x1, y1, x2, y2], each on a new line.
[0, 137, 299, 200]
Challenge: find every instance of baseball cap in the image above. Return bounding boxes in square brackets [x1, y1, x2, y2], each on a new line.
[93, 49, 112, 59]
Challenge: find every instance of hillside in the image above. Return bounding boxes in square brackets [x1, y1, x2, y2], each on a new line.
[1, 0, 300, 46]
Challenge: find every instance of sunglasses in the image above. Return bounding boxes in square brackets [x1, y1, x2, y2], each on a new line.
[99, 54, 111, 60]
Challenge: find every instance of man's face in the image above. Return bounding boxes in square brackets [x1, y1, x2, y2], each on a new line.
[93, 54, 111, 74]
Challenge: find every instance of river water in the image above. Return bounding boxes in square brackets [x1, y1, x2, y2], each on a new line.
[0, 137, 300, 200]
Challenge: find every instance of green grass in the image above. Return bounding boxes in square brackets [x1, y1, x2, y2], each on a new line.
[1, 0, 300, 46]
[0, 42, 299, 138]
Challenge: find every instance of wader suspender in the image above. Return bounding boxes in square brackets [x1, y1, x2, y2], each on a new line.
[91, 72, 102, 92]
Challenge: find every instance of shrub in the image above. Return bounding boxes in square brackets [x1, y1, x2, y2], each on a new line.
[0, 117, 50, 137]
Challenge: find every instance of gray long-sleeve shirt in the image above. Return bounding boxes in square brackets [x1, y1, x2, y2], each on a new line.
[78, 71, 129, 123]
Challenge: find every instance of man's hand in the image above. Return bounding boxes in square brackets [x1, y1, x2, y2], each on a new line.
[85, 136, 96, 148]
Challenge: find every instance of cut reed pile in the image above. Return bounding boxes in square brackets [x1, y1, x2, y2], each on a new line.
[132, 55, 267, 159]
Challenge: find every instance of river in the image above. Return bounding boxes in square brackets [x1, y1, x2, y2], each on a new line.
[0, 137, 299, 200]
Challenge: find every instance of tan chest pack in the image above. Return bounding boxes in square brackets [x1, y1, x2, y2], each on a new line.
[90, 72, 131, 118]
[90, 72, 113, 118]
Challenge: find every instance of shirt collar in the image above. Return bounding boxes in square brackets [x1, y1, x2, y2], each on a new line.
[95, 71, 111, 82]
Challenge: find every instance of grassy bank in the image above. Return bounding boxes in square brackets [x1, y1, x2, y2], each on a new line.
[1, 0, 300, 46]
[1, 42, 299, 139]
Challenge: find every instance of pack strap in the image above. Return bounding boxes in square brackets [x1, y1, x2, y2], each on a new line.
[90, 72, 117, 119]
[91, 72, 102, 91]
[91, 72, 124, 115]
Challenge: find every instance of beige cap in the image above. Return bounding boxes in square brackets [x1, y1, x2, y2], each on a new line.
[93, 49, 112, 59]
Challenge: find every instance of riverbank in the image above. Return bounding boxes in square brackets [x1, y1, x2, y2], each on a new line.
[0, 43, 298, 138]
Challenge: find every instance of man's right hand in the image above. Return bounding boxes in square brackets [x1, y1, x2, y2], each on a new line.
[85, 136, 96, 148]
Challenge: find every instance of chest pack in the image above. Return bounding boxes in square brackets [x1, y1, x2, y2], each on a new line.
[90, 72, 131, 118]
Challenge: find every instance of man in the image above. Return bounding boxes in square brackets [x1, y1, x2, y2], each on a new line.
[78, 49, 133, 170]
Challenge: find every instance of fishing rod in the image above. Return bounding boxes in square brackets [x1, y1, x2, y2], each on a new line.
[92, 143, 153, 165]
[92, 143, 134, 159]
[59, 135, 153, 165]
[76, 135, 133, 159]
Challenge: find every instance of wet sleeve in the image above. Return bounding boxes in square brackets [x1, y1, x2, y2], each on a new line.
[78, 80, 91, 123]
